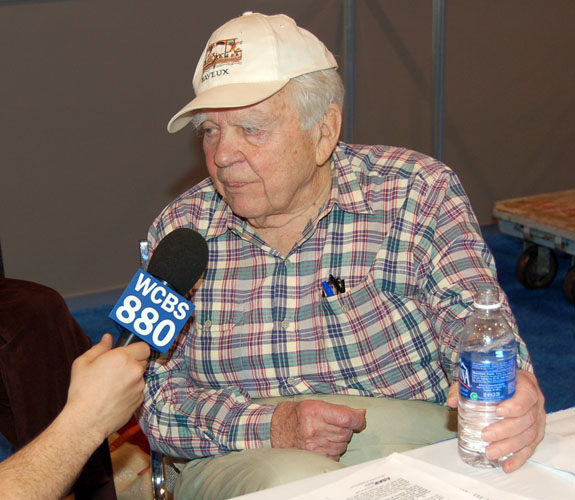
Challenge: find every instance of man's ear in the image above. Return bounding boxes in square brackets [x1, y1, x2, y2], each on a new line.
[315, 103, 342, 166]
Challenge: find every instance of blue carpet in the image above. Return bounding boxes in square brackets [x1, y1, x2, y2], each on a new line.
[482, 227, 575, 413]
[0, 434, 12, 461]
[71, 305, 124, 344]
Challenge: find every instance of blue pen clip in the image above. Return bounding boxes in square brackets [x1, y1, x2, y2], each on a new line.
[322, 280, 335, 297]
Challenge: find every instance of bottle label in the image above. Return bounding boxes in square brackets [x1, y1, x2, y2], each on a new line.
[459, 354, 516, 402]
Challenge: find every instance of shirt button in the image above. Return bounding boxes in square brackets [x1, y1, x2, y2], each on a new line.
[287, 377, 296, 385]
[281, 320, 290, 329]
[204, 320, 212, 328]
[285, 259, 292, 267]
[341, 305, 349, 313]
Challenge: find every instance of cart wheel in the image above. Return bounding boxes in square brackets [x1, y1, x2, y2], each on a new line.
[516, 245, 558, 289]
[564, 268, 575, 304]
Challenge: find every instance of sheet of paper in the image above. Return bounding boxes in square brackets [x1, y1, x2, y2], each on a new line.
[530, 433, 575, 476]
[529, 408, 575, 476]
[398, 454, 530, 500]
[291, 453, 529, 500]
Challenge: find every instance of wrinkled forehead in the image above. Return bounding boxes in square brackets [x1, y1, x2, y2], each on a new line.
[196, 89, 296, 126]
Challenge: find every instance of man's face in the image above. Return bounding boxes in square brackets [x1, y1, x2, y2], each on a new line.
[199, 90, 327, 226]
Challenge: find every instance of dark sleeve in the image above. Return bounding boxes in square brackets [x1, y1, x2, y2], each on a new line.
[0, 278, 117, 500]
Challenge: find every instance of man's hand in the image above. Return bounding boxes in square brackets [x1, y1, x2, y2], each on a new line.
[271, 400, 366, 461]
[447, 369, 545, 472]
[0, 335, 150, 500]
[65, 334, 151, 441]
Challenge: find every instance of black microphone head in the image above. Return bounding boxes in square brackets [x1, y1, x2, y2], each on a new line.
[147, 228, 208, 295]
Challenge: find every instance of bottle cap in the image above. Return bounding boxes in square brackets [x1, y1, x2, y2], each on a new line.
[473, 287, 502, 310]
[473, 301, 502, 310]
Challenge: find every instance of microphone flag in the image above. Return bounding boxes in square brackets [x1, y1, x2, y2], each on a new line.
[109, 269, 194, 353]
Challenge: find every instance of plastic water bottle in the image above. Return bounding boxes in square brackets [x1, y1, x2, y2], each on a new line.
[457, 287, 517, 467]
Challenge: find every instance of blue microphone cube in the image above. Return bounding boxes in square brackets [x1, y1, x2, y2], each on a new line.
[109, 269, 194, 353]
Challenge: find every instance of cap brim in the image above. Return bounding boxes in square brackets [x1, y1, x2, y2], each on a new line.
[167, 80, 289, 133]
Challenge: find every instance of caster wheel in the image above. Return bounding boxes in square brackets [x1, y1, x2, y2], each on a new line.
[516, 245, 558, 289]
[564, 268, 575, 304]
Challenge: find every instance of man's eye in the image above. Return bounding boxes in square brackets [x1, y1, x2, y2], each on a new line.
[243, 127, 261, 135]
[202, 127, 217, 136]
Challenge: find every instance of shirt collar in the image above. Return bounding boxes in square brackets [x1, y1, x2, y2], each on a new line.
[328, 142, 372, 215]
[201, 193, 253, 242]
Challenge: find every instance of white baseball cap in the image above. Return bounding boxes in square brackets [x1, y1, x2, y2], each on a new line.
[167, 12, 338, 133]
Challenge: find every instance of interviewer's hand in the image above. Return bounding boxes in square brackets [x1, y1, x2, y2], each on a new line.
[65, 334, 150, 441]
[447, 369, 545, 472]
[271, 400, 366, 461]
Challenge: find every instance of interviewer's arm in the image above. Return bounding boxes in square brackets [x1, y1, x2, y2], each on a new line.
[0, 334, 150, 500]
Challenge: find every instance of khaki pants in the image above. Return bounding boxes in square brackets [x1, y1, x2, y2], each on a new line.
[175, 394, 457, 499]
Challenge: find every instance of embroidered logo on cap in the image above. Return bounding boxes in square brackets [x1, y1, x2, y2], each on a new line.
[203, 38, 242, 72]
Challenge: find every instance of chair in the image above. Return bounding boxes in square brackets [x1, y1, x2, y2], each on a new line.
[151, 450, 169, 500]
[151, 451, 188, 500]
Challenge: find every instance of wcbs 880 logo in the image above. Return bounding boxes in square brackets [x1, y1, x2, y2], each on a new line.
[109, 269, 194, 353]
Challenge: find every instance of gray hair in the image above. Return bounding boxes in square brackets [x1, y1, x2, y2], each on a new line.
[190, 68, 344, 132]
[284, 68, 344, 130]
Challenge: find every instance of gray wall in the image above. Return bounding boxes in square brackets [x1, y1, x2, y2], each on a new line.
[1, 0, 574, 297]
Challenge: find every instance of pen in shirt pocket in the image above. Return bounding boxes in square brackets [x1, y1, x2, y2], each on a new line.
[322, 274, 345, 297]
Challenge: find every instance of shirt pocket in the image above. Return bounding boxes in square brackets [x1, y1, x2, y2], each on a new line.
[320, 270, 436, 397]
[187, 308, 250, 390]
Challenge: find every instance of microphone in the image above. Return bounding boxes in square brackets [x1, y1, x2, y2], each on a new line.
[112, 228, 208, 349]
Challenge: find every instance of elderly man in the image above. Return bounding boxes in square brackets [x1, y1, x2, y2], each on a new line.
[138, 12, 545, 499]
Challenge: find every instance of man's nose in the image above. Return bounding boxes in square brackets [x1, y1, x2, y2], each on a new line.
[213, 130, 243, 167]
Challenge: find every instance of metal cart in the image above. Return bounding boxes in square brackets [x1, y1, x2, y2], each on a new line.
[492, 190, 575, 304]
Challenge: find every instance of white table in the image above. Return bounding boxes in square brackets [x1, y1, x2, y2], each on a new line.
[237, 408, 575, 499]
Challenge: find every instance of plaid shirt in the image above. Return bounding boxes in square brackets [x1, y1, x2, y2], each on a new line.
[137, 143, 532, 459]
